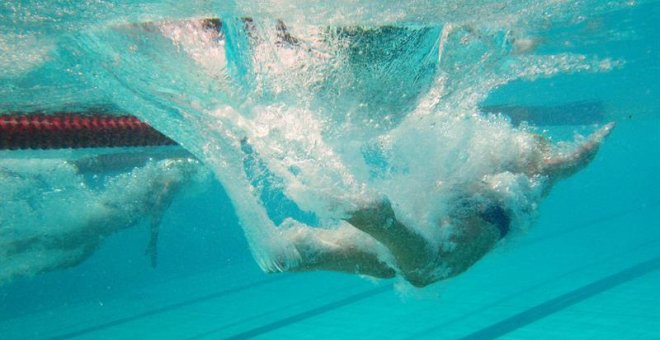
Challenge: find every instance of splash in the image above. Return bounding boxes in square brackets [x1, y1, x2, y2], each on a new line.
[1, 0, 633, 275]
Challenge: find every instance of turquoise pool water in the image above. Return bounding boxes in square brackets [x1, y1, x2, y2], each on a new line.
[1, 1, 659, 339]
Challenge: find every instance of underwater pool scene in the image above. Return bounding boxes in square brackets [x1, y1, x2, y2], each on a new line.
[1, 1, 659, 339]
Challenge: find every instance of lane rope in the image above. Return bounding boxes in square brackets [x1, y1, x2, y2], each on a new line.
[0, 113, 176, 150]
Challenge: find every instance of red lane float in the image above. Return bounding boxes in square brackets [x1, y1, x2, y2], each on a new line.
[0, 113, 177, 150]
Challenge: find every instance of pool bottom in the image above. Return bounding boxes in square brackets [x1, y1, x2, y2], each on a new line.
[0, 198, 658, 339]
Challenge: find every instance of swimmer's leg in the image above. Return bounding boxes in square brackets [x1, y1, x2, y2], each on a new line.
[144, 179, 181, 268]
[538, 122, 615, 182]
[280, 224, 396, 279]
[345, 199, 437, 287]
[437, 215, 502, 279]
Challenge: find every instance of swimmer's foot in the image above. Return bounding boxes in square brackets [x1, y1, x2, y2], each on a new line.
[279, 225, 396, 279]
[346, 198, 437, 287]
[542, 122, 615, 181]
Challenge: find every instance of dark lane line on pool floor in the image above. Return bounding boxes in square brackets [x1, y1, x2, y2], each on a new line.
[407, 236, 660, 339]
[226, 198, 660, 339]
[223, 284, 393, 340]
[184, 282, 367, 340]
[47, 204, 659, 339]
[460, 255, 660, 340]
[48, 275, 290, 340]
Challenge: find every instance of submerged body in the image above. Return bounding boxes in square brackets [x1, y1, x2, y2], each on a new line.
[0, 9, 625, 288]
[279, 123, 614, 287]
[105, 19, 616, 287]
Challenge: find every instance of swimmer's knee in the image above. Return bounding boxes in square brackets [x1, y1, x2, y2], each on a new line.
[345, 198, 395, 230]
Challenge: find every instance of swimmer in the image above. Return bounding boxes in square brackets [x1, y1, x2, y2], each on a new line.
[0, 157, 207, 283]
[277, 123, 615, 287]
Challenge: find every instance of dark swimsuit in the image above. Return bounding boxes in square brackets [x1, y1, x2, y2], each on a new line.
[480, 204, 511, 239]
[454, 195, 511, 239]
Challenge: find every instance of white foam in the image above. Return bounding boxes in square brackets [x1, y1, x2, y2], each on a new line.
[64, 3, 624, 272]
